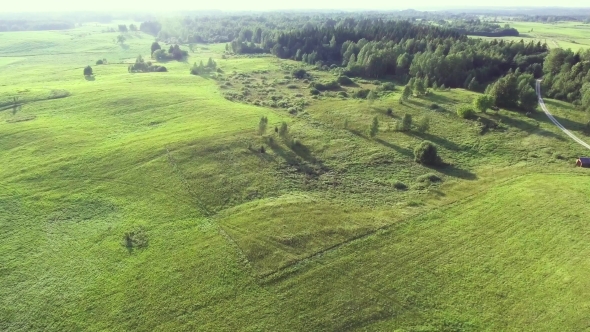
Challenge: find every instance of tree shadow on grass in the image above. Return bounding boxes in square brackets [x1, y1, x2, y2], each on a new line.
[374, 138, 414, 158]
[266, 138, 327, 176]
[494, 113, 566, 141]
[84, 75, 95, 81]
[410, 132, 462, 151]
[248, 147, 276, 162]
[431, 163, 477, 180]
[425, 93, 456, 105]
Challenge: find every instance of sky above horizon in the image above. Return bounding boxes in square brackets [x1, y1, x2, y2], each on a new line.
[0, 0, 586, 12]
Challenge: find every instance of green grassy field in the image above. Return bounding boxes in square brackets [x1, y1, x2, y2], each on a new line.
[469, 21, 590, 51]
[2, 23, 590, 331]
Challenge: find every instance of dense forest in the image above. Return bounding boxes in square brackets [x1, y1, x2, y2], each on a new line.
[542, 48, 590, 110]
[226, 18, 546, 92]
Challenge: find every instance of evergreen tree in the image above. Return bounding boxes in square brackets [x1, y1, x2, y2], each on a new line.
[151, 42, 161, 55]
[413, 78, 425, 96]
[258, 116, 268, 135]
[369, 117, 379, 138]
[402, 85, 412, 100]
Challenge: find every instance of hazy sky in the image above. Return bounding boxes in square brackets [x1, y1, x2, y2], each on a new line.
[0, 0, 586, 12]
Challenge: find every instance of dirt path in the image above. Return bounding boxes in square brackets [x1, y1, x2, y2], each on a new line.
[536, 79, 590, 150]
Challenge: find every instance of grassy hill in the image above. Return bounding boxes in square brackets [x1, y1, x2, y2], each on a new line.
[1, 23, 590, 331]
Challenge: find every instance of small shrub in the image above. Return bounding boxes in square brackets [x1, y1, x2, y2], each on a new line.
[287, 84, 298, 89]
[123, 227, 148, 249]
[393, 181, 407, 190]
[337, 75, 354, 85]
[292, 69, 307, 79]
[429, 103, 439, 110]
[414, 141, 442, 166]
[386, 108, 393, 116]
[313, 80, 340, 91]
[337, 91, 348, 98]
[372, 80, 381, 85]
[309, 88, 320, 95]
[260, 146, 266, 153]
[96, 59, 104, 65]
[352, 89, 370, 99]
[416, 116, 430, 133]
[457, 105, 475, 119]
[417, 173, 442, 183]
[381, 82, 395, 91]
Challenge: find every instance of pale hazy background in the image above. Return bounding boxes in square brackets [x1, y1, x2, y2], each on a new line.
[0, 0, 585, 12]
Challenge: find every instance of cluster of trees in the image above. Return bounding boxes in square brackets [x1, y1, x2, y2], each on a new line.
[128, 55, 167, 73]
[151, 42, 188, 61]
[441, 19, 519, 37]
[190, 58, 217, 75]
[541, 48, 590, 111]
[118, 24, 138, 33]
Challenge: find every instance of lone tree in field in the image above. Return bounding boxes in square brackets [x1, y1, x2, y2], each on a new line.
[258, 116, 268, 135]
[369, 117, 379, 137]
[117, 35, 126, 44]
[414, 141, 442, 166]
[83, 65, 93, 76]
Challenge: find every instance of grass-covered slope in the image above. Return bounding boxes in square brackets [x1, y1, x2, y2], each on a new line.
[1, 23, 590, 331]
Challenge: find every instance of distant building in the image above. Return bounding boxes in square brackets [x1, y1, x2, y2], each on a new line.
[576, 157, 590, 168]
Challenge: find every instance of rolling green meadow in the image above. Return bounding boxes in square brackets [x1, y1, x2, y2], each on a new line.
[470, 21, 590, 51]
[2, 22, 590, 331]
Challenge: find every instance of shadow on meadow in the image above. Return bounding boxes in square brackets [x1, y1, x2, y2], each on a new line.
[493, 112, 566, 140]
[374, 138, 414, 158]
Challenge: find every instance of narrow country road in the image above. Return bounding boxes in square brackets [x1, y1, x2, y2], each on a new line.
[535, 79, 590, 151]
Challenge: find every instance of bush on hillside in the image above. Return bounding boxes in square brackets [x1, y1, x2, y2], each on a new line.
[312, 80, 340, 91]
[309, 88, 320, 95]
[414, 141, 442, 166]
[393, 181, 407, 190]
[417, 173, 442, 183]
[129, 55, 167, 73]
[337, 75, 354, 85]
[352, 89, 370, 99]
[292, 69, 307, 79]
[381, 82, 395, 91]
[457, 104, 475, 119]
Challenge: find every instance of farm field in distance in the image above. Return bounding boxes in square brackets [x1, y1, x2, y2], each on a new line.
[1, 14, 590, 332]
[470, 21, 590, 50]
